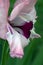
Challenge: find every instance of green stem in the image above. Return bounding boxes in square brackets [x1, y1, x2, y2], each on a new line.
[1, 40, 8, 65]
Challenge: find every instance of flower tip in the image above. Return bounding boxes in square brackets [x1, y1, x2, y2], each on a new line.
[10, 52, 24, 58]
[37, 34, 41, 38]
[15, 54, 23, 58]
[10, 46, 24, 58]
[35, 34, 41, 38]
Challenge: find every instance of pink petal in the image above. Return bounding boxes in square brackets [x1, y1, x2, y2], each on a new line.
[0, 0, 10, 16]
[9, 0, 37, 21]
[10, 44, 24, 58]
[6, 24, 24, 58]
[3, 0, 10, 15]
[9, 0, 31, 21]
[0, 0, 4, 7]
[0, 4, 8, 39]
[9, 2, 26, 21]
[14, 0, 37, 13]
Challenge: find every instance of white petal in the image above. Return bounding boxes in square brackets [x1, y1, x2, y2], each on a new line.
[14, 27, 29, 48]
[9, 32, 29, 58]
[11, 32, 22, 51]
[11, 16, 26, 26]
[9, 31, 24, 58]
[20, 34, 30, 48]
[10, 31, 29, 51]
[6, 31, 13, 46]
[30, 29, 41, 39]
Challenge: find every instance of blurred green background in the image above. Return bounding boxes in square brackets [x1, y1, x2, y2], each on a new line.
[0, 0, 43, 65]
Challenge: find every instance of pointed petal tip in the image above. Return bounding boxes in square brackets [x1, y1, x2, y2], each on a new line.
[36, 34, 41, 38]
[30, 34, 41, 39]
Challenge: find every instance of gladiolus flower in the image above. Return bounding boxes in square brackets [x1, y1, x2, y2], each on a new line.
[0, 0, 40, 58]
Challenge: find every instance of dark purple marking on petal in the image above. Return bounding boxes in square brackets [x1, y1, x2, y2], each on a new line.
[9, 26, 13, 34]
[16, 21, 33, 38]
[19, 21, 33, 30]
